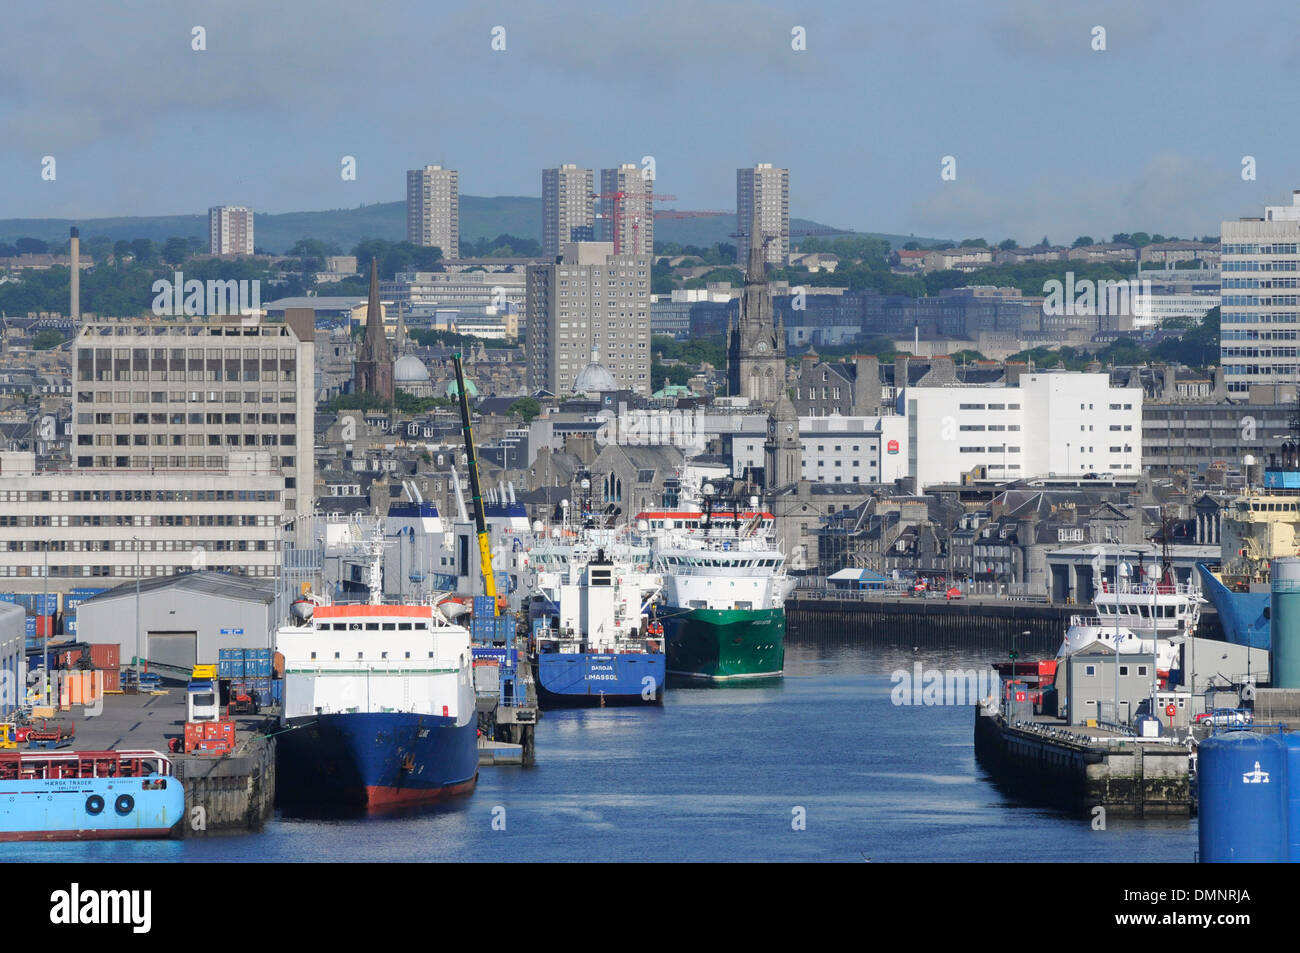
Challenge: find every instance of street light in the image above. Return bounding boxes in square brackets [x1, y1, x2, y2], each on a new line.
[133, 536, 142, 671]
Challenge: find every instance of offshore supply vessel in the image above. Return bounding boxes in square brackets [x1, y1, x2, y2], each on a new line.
[0, 748, 184, 841]
[642, 493, 791, 680]
[531, 550, 665, 706]
[274, 525, 478, 809]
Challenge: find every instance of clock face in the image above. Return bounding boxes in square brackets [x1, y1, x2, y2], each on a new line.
[784, 423, 794, 435]
[757, 342, 767, 352]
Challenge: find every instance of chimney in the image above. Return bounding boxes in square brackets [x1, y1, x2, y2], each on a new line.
[69, 226, 80, 321]
[1004, 360, 1026, 388]
[853, 355, 880, 415]
[895, 354, 911, 396]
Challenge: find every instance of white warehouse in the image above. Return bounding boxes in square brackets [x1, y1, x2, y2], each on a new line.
[901, 372, 1143, 490]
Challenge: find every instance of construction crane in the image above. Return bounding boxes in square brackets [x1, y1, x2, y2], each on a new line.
[451, 353, 498, 616]
[590, 191, 677, 254]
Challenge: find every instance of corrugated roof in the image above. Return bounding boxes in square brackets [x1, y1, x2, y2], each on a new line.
[82, 571, 276, 606]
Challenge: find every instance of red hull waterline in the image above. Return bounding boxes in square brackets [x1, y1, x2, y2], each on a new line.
[364, 774, 478, 809]
[0, 827, 176, 843]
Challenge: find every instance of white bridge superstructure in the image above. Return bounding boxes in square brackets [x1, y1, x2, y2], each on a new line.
[1057, 579, 1203, 675]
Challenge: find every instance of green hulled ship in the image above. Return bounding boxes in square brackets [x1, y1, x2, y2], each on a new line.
[662, 606, 785, 680]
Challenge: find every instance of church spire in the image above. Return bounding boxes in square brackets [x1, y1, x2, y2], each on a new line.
[363, 258, 392, 363]
[746, 229, 767, 284]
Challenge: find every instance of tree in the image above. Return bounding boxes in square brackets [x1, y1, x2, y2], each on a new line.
[997, 238, 1018, 251]
[32, 330, 65, 350]
[1072, 236, 1094, 248]
[130, 239, 155, 265]
[161, 237, 190, 266]
[113, 240, 131, 267]
[15, 238, 48, 255]
[508, 397, 541, 423]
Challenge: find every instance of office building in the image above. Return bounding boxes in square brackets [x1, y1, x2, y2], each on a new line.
[526, 242, 651, 395]
[71, 311, 315, 518]
[1221, 190, 1300, 393]
[406, 165, 460, 258]
[736, 164, 789, 266]
[208, 206, 254, 256]
[543, 165, 595, 257]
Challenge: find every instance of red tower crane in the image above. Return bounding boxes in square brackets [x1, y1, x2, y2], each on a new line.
[590, 191, 678, 254]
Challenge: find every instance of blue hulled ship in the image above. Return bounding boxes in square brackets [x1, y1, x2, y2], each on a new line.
[531, 554, 665, 707]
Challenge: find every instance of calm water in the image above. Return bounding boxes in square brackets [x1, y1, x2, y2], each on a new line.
[2, 639, 1197, 863]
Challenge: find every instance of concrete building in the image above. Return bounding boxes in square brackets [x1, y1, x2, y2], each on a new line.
[1220, 190, 1300, 393]
[1130, 290, 1219, 330]
[1064, 645, 1157, 726]
[1142, 382, 1295, 478]
[736, 164, 789, 267]
[406, 165, 460, 258]
[901, 372, 1143, 489]
[0, 452, 284, 593]
[730, 414, 908, 485]
[543, 165, 595, 257]
[599, 164, 653, 256]
[0, 601, 23, 718]
[525, 242, 651, 396]
[72, 311, 315, 518]
[208, 206, 254, 256]
[382, 269, 527, 341]
[74, 572, 280, 674]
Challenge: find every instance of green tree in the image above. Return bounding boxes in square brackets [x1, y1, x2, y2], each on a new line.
[32, 330, 65, 350]
[1072, 236, 1094, 248]
[130, 239, 155, 265]
[161, 237, 189, 266]
[113, 240, 131, 267]
[508, 397, 541, 422]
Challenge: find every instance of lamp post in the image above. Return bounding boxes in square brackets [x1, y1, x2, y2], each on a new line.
[133, 536, 142, 671]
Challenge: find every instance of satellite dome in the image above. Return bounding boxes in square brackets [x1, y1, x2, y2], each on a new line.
[394, 355, 430, 383]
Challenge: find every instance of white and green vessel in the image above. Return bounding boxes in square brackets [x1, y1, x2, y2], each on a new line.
[642, 507, 792, 680]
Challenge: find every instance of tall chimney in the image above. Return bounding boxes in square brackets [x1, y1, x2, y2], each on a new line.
[69, 226, 80, 321]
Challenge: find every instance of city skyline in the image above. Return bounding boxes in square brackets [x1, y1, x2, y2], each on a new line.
[8, 1, 1300, 244]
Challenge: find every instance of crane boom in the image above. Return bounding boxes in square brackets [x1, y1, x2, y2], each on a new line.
[451, 353, 498, 614]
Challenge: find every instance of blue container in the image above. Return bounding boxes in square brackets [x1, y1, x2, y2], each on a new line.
[271, 679, 282, 705]
[251, 648, 272, 660]
[1199, 730, 1288, 862]
[64, 588, 107, 613]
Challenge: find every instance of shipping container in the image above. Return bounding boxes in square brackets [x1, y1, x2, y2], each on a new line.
[271, 678, 283, 705]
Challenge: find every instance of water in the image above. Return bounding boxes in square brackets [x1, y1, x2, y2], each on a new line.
[2, 639, 1197, 862]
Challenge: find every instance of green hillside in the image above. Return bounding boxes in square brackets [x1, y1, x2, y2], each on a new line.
[0, 198, 942, 255]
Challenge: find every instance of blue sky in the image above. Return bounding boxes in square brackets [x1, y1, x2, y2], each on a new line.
[4, 0, 1299, 243]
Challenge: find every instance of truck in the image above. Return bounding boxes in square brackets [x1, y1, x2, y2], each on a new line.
[26, 720, 75, 749]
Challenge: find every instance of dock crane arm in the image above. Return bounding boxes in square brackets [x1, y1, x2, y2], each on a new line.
[451, 353, 499, 615]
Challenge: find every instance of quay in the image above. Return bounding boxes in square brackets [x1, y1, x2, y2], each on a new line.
[50, 681, 276, 835]
[973, 704, 1193, 815]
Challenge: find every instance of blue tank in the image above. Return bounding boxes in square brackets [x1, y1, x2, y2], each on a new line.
[1198, 730, 1288, 862]
[1284, 733, 1300, 863]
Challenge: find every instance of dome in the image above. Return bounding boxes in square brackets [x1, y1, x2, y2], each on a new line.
[573, 358, 617, 394]
[394, 354, 430, 383]
[445, 377, 478, 398]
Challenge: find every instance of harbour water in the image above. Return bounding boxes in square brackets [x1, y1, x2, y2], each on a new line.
[1, 637, 1196, 862]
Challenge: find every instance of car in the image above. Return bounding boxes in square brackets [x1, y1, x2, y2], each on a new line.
[945, 587, 963, 600]
[1194, 709, 1252, 727]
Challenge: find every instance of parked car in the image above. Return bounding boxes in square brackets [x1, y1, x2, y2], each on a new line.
[1194, 709, 1252, 727]
[945, 587, 963, 600]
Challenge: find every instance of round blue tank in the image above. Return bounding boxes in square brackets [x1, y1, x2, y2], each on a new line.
[1283, 733, 1300, 862]
[1198, 730, 1287, 862]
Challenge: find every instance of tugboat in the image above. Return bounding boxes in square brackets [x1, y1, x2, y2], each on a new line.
[532, 551, 665, 707]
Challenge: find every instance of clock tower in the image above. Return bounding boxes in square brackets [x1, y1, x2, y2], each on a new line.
[728, 231, 787, 405]
[764, 393, 801, 490]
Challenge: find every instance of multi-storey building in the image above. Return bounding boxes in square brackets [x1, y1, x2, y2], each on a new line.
[1221, 191, 1300, 393]
[0, 450, 283, 594]
[71, 312, 314, 519]
[208, 206, 254, 256]
[382, 269, 527, 340]
[599, 164, 653, 256]
[736, 164, 789, 267]
[543, 165, 595, 257]
[406, 165, 460, 258]
[525, 242, 651, 395]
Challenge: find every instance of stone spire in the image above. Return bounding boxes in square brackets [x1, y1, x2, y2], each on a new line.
[363, 258, 392, 363]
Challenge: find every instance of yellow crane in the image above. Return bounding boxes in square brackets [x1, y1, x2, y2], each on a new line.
[451, 353, 499, 615]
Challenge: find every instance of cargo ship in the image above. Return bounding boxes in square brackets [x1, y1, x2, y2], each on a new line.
[0, 748, 184, 841]
[274, 526, 478, 809]
[531, 551, 665, 707]
[642, 502, 792, 681]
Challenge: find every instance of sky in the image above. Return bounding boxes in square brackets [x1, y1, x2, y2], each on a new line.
[4, 0, 1300, 244]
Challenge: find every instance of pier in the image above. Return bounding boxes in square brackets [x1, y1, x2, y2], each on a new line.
[973, 707, 1193, 815]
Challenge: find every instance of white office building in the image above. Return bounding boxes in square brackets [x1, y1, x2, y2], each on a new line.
[901, 373, 1143, 489]
[730, 415, 908, 485]
[1221, 191, 1300, 393]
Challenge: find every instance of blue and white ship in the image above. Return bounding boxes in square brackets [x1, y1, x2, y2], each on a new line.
[532, 552, 665, 707]
[0, 749, 184, 841]
[274, 525, 478, 809]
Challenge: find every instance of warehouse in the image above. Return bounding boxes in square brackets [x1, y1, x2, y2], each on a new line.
[0, 602, 24, 717]
[74, 572, 280, 676]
